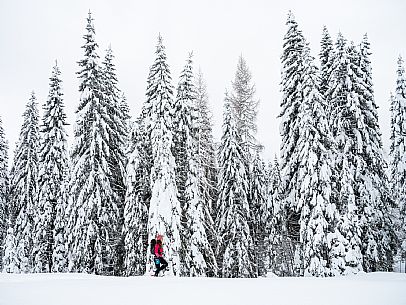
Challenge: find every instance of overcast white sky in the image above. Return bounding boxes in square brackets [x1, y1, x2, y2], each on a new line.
[0, 0, 405, 163]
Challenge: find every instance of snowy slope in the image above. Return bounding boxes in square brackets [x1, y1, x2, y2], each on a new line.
[0, 272, 405, 305]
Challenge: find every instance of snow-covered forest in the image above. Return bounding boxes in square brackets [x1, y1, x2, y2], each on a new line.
[0, 11, 405, 278]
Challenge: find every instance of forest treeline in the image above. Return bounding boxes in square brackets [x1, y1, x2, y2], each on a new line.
[0, 11, 405, 277]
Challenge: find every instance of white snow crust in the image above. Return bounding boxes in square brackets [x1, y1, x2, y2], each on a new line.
[0, 272, 405, 305]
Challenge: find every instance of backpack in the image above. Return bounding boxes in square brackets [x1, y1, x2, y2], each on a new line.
[150, 239, 156, 255]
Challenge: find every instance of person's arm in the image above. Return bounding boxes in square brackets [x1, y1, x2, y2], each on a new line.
[154, 244, 159, 257]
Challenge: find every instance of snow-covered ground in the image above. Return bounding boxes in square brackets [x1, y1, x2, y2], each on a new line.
[1, 272, 406, 305]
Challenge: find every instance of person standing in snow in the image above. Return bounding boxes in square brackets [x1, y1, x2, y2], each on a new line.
[154, 239, 168, 276]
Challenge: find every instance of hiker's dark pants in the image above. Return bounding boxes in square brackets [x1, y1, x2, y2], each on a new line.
[155, 257, 168, 274]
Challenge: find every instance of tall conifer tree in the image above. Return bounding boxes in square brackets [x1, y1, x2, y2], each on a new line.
[173, 55, 196, 275]
[279, 12, 308, 272]
[123, 117, 151, 275]
[327, 34, 363, 274]
[102, 46, 129, 275]
[296, 48, 335, 276]
[8, 92, 40, 273]
[146, 35, 182, 276]
[194, 69, 218, 234]
[229, 56, 261, 275]
[174, 55, 217, 276]
[216, 94, 254, 278]
[194, 70, 218, 276]
[32, 62, 69, 273]
[66, 12, 120, 275]
[357, 35, 396, 271]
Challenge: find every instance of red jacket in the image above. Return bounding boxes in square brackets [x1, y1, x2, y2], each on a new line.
[154, 243, 163, 258]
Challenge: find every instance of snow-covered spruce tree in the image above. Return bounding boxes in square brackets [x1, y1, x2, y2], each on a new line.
[174, 54, 217, 276]
[102, 45, 129, 275]
[279, 11, 308, 274]
[123, 117, 151, 276]
[295, 48, 336, 277]
[390, 56, 406, 267]
[102, 46, 128, 203]
[32, 62, 69, 273]
[319, 30, 347, 277]
[357, 34, 397, 272]
[195, 70, 218, 276]
[146, 35, 181, 276]
[326, 33, 363, 275]
[173, 54, 196, 275]
[229, 56, 261, 275]
[0, 115, 8, 268]
[66, 12, 120, 275]
[250, 149, 268, 277]
[216, 94, 255, 278]
[123, 42, 165, 276]
[8, 92, 40, 273]
[194, 70, 218, 258]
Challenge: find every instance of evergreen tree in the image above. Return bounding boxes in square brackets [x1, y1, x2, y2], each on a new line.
[102, 46, 128, 203]
[296, 48, 335, 277]
[32, 62, 69, 273]
[173, 54, 196, 275]
[123, 47, 156, 276]
[123, 117, 151, 276]
[0, 115, 8, 268]
[279, 11, 308, 273]
[194, 70, 218, 252]
[327, 34, 363, 274]
[146, 35, 181, 276]
[195, 70, 218, 203]
[174, 54, 217, 276]
[66, 12, 120, 275]
[8, 92, 40, 273]
[357, 34, 397, 272]
[390, 56, 406, 266]
[216, 94, 255, 278]
[102, 45, 129, 275]
[229, 56, 260, 275]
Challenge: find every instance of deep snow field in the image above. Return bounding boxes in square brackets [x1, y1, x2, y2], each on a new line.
[0, 272, 405, 305]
